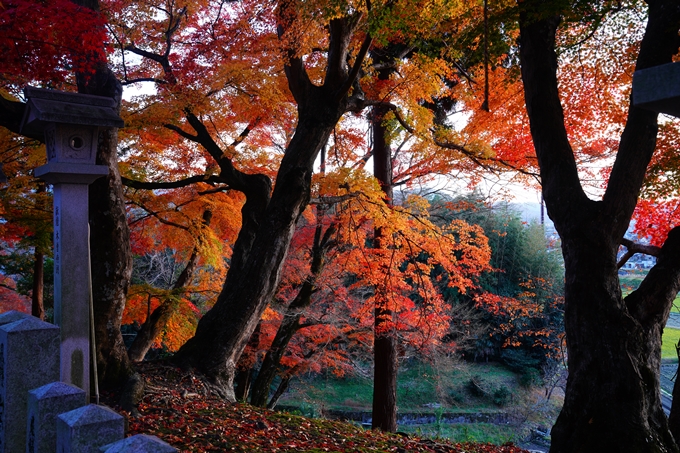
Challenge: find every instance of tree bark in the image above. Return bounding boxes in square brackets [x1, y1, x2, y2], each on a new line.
[371, 58, 398, 432]
[267, 375, 292, 410]
[128, 210, 212, 362]
[518, 1, 680, 452]
[172, 14, 370, 400]
[31, 183, 47, 320]
[86, 117, 133, 388]
[234, 322, 261, 402]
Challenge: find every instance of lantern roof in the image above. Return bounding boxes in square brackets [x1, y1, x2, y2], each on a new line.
[20, 87, 125, 136]
[633, 62, 680, 118]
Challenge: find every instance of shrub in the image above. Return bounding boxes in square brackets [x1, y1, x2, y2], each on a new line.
[493, 385, 512, 406]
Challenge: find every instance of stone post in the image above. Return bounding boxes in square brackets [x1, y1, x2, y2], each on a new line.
[56, 404, 124, 453]
[21, 87, 124, 396]
[0, 316, 60, 453]
[27, 382, 86, 453]
[100, 434, 178, 452]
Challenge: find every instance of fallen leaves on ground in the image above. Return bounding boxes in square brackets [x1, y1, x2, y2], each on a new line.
[107, 362, 530, 453]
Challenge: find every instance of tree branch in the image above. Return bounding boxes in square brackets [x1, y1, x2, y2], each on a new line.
[309, 192, 361, 205]
[336, 32, 373, 102]
[603, 1, 680, 239]
[625, 227, 680, 327]
[129, 201, 190, 231]
[164, 123, 200, 142]
[518, 11, 589, 228]
[121, 174, 224, 190]
[617, 238, 661, 269]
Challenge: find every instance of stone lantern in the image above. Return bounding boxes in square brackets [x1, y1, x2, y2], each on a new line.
[21, 87, 124, 399]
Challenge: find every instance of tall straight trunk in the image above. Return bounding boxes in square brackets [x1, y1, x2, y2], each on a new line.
[371, 63, 398, 432]
[128, 210, 212, 362]
[518, 2, 680, 452]
[173, 15, 370, 401]
[73, 0, 133, 389]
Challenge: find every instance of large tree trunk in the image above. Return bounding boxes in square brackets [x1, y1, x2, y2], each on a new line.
[518, 2, 680, 452]
[172, 14, 370, 401]
[87, 120, 133, 388]
[128, 210, 212, 362]
[234, 321, 261, 402]
[174, 112, 339, 400]
[371, 79, 398, 432]
[73, 0, 133, 388]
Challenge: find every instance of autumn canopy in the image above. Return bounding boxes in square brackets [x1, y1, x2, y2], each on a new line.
[1, 0, 680, 452]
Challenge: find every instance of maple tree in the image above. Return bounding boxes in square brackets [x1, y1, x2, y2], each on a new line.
[0, 128, 53, 319]
[105, 0, 510, 404]
[242, 169, 492, 411]
[515, 0, 680, 451]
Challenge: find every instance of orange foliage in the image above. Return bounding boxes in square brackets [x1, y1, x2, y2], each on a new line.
[250, 171, 492, 378]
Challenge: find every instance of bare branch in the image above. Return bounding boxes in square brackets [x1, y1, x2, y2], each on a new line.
[122, 78, 168, 86]
[129, 201, 189, 231]
[164, 123, 200, 142]
[617, 238, 661, 269]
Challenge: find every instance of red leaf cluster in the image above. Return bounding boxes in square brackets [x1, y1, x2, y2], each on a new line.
[0, 0, 109, 85]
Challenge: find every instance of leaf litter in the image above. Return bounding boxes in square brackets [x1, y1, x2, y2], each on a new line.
[105, 361, 530, 453]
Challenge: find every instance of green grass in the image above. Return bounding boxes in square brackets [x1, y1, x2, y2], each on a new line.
[279, 362, 521, 413]
[398, 423, 519, 445]
[662, 327, 680, 360]
[672, 296, 680, 313]
[621, 272, 680, 313]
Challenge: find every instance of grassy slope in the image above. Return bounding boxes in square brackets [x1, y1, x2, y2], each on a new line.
[279, 361, 560, 446]
[663, 328, 680, 360]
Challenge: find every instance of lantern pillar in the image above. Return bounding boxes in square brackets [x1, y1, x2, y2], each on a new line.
[21, 87, 124, 398]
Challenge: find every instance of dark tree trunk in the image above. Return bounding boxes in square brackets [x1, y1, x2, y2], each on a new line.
[172, 15, 371, 401]
[249, 296, 305, 407]
[518, 2, 680, 452]
[128, 210, 212, 362]
[267, 375, 291, 410]
[86, 120, 133, 388]
[371, 61, 398, 432]
[250, 219, 334, 407]
[174, 113, 338, 400]
[234, 321, 261, 402]
[72, 0, 133, 389]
